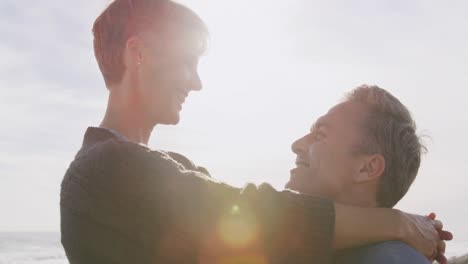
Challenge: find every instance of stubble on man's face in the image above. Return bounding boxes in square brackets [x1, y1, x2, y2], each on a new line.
[286, 101, 369, 199]
[286, 143, 324, 196]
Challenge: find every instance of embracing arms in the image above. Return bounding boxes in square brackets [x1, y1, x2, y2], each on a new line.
[61, 141, 451, 263]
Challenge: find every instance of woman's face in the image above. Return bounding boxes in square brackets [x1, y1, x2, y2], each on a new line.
[134, 28, 204, 126]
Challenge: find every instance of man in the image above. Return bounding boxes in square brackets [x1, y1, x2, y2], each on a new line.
[60, 1, 449, 263]
[286, 85, 441, 263]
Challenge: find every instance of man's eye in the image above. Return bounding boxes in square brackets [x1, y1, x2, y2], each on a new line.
[314, 131, 326, 140]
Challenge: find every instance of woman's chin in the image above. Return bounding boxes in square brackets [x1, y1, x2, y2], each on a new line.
[155, 109, 181, 125]
[163, 115, 181, 125]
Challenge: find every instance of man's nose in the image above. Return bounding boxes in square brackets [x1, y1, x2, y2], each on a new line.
[291, 136, 307, 156]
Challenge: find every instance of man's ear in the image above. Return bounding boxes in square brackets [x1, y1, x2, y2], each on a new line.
[354, 154, 385, 183]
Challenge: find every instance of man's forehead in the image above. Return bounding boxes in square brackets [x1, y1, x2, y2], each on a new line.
[309, 101, 367, 131]
[328, 101, 366, 118]
[310, 117, 330, 131]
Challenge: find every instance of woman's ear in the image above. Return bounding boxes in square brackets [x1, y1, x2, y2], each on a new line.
[354, 154, 386, 183]
[125, 36, 144, 68]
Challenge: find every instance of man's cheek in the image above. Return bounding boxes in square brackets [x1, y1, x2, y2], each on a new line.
[307, 145, 321, 175]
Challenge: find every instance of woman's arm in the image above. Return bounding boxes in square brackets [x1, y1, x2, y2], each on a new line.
[334, 203, 451, 261]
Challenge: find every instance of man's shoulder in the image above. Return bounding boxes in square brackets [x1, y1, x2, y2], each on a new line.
[334, 241, 430, 264]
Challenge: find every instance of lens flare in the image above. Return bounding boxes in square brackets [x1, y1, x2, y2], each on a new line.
[199, 204, 266, 264]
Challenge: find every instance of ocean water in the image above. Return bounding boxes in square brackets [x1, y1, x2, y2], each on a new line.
[0, 232, 466, 263]
[0, 233, 67, 264]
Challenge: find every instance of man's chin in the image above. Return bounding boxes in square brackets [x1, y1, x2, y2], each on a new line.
[286, 168, 307, 192]
[285, 177, 317, 195]
[284, 180, 302, 193]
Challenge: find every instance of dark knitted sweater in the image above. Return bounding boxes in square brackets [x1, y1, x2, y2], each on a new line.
[60, 127, 335, 263]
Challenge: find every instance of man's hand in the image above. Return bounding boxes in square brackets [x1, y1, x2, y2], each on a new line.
[399, 211, 453, 264]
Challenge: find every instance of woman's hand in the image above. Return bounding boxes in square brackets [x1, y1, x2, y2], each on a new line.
[399, 211, 453, 264]
[428, 212, 453, 264]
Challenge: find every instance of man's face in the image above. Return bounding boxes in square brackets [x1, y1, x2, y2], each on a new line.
[137, 28, 203, 125]
[285, 101, 369, 201]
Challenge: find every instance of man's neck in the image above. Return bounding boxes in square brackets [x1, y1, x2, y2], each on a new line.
[336, 187, 378, 208]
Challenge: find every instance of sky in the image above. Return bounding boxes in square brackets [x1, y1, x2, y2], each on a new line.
[0, 0, 467, 257]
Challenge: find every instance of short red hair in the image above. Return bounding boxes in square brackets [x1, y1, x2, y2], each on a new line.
[92, 0, 208, 87]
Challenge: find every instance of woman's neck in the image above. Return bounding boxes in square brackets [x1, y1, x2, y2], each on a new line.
[100, 89, 154, 145]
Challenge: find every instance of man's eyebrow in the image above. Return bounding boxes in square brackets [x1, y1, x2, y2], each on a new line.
[310, 121, 329, 132]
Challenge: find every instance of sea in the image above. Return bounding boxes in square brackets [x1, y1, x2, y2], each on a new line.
[0, 232, 467, 264]
[0, 233, 66, 264]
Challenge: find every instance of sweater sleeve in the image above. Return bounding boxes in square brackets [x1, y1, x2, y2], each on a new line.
[139, 143, 335, 263]
[61, 140, 335, 263]
[166, 151, 211, 177]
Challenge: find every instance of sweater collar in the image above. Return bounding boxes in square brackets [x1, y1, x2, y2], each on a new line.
[82, 127, 125, 148]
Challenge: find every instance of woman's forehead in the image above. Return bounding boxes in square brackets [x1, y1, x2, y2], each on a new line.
[141, 23, 207, 55]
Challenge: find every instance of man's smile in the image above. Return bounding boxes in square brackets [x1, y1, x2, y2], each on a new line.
[295, 158, 310, 168]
